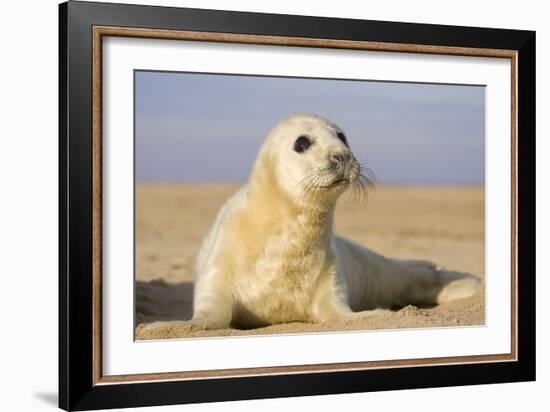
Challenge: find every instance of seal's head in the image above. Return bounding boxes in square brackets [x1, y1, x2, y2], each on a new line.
[252, 113, 366, 208]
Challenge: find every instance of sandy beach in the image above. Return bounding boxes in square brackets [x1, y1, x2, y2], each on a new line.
[135, 183, 485, 339]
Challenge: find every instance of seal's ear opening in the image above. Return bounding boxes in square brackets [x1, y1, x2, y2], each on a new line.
[294, 135, 313, 153]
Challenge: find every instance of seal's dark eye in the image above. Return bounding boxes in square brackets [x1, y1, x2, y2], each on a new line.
[337, 132, 348, 147]
[294, 135, 312, 153]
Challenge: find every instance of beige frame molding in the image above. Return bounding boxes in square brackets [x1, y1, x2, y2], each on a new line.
[91, 26, 518, 385]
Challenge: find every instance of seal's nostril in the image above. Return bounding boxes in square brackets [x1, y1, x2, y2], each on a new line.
[331, 153, 350, 164]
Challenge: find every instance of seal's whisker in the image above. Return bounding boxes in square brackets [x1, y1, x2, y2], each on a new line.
[296, 168, 322, 186]
[360, 174, 375, 206]
[343, 172, 373, 210]
[340, 159, 376, 210]
[343, 184, 358, 210]
[296, 170, 321, 204]
[360, 178, 370, 209]
[342, 179, 361, 210]
[359, 164, 377, 184]
[296, 165, 341, 204]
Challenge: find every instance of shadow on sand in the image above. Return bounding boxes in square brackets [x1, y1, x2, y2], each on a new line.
[135, 280, 194, 326]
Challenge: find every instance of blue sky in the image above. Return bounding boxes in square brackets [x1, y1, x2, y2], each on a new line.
[135, 71, 485, 184]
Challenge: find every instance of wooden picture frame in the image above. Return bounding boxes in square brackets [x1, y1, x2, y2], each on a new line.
[59, 1, 536, 410]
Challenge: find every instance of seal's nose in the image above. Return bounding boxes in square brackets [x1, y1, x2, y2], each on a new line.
[330, 152, 351, 165]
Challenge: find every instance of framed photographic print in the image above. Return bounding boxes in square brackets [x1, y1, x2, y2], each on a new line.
[59, 1, 536, 410]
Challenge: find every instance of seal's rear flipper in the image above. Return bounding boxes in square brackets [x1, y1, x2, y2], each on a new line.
[394, 262, 481, 307]
[436, 271, 481, 304]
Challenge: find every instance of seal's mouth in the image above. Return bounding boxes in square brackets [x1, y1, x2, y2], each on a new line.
[314, 163, 360, 189]
[324, 177, 351, 187]
[331, 178, 347, 185]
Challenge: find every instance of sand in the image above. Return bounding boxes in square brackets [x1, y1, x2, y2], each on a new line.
[135, 183, 485, 339]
